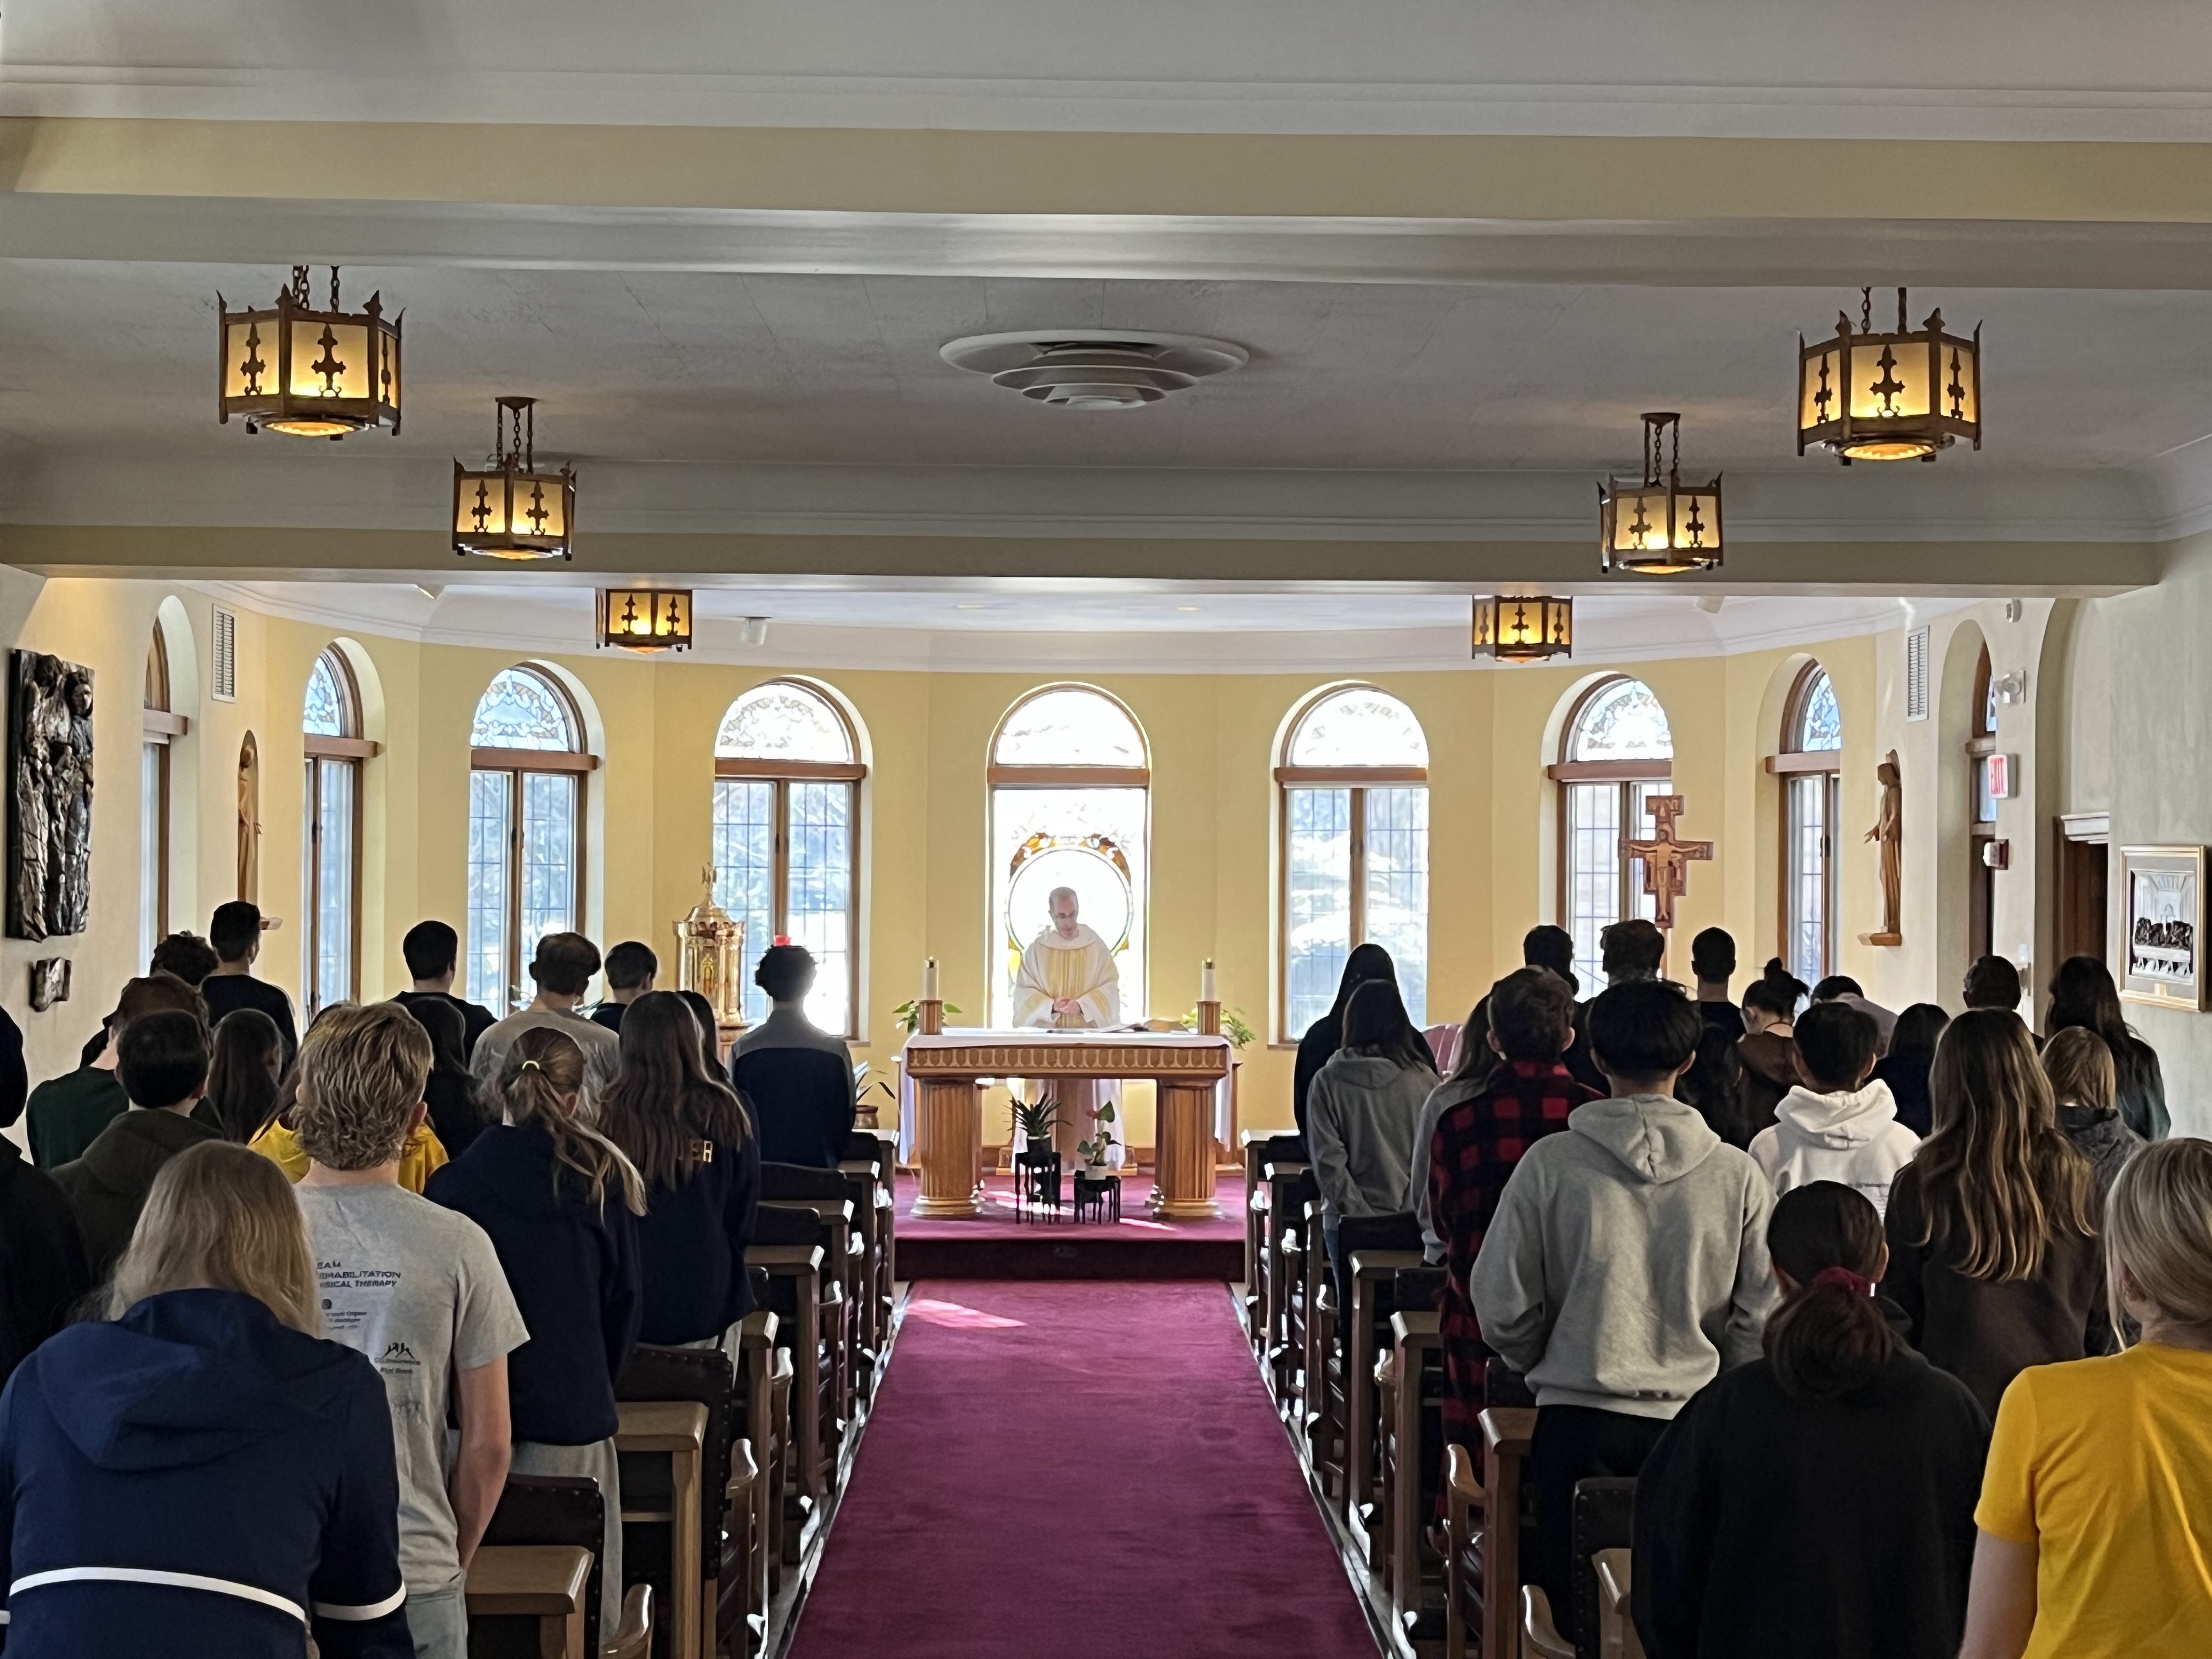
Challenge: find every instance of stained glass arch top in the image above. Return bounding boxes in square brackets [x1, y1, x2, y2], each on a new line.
[994, 685, 1147, 770]
[471, 666, 579, 752]
[718, 680, 856, 764]
[303, 649, 356, 738]
[1286, 685, 1427, 769]
[1567, 678, 1673, 763]
[1792, 667, 1842, 753]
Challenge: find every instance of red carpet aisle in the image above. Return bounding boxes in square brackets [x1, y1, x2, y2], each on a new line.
[786, 1281, 1377, 1658]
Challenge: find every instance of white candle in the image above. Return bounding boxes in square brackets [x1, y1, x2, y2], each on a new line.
[923, 957, 939, 1002]
[1201, 959, 1217, 1003]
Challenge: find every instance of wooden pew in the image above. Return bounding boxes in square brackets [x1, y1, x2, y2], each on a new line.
[1522, 1477, 1638, 1659]
[751, 1235, 830, 1537]
[1594, 1548, 1645, 1659]
[1301, 1201, 1339, 1495]
[1243, 1133, 1305, 1352]
[616, 1344, 749, 1659]
[839, 1132, 897, 1380]
[613, 1400, 706, 1659]
[1345, 1246, 1425, 1544]
[1323, 1214, 1421, 1515]
[1260, 1155, 1312, 1400]
[1272, 1170, 1319, 1408]
[1387, 1302, 1445, 1645]
[730, 1310, 779, 1641]
[1473, 1407, 1538, 1659]
[760, 1167, 864, 1441]
[480, 1474, 606, 1644]
[466, 1544, 592, 1659]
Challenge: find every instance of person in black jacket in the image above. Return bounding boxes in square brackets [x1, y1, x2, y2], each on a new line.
[2046, 953, 2169, 1141]
[0, 1012, 90, 1380]
[399, 996, 492, 1158]
[0, 1139, 409, 1657]
[1634, 1181, 1989, 1659]
[201, 1008, 283, 1143]
[1871, 1002, 1948, 1137]
[731, 945, 856, 1169]
[599, 991, 760, 1347]
[426, 1026, 643, 1644]
[1293, 943, 1410, 1133]
[199, 902, 298, 1066]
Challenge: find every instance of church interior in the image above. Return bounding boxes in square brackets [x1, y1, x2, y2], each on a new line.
[2, 4, 2211, 1657]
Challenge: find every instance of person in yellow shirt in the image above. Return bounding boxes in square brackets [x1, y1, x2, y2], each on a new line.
[1960, 1136, 2212, 1659]
[253, 1113, 448, 1193]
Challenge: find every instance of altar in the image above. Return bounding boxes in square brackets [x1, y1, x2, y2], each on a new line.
[901, 1029, 1233, 1220]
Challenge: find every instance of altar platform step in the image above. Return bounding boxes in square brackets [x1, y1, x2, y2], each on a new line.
[897, 1171, 1245, 1281]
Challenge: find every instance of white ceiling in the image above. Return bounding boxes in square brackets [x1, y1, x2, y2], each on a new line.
[12, 1, 2212, 139]
[1, 261, 2202, 539]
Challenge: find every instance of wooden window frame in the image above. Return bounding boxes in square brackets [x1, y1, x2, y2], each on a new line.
[301, 648, 366, 1014]
[1274, 685, 1431, 1042]
[1967, 644, 1997, 959]
[1551, 678, 1673, 950]
[142, 633, 183, 949]
[1773, 662, 1844, 979]
[470, 668, 592, 1013]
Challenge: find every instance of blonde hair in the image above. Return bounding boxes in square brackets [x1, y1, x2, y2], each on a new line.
[110, 1141, 319, 1335]
[1918, 1009, 2097, 1281]
[293, 1002, 433, 1171]
[499, 1026, 646, 1216]
[2106, 1136, 2212, 1342]
[2042, 1025, 2116, 1115]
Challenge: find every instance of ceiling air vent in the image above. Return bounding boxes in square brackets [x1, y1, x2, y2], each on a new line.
[939, 330, 1249, 410]
[211, 607, 239, 702]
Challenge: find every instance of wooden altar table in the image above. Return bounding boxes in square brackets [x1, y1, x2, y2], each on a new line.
[901, 1029, 1232, 1220]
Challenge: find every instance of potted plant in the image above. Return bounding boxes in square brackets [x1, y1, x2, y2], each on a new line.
[1076, 1099, 1121, 1176]
[1007, 1090, 1062, 1158]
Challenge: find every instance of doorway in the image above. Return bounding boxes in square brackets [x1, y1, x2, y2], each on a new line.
[2056, 814, 2111, 970]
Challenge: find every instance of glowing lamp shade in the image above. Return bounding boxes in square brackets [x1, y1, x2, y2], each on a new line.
[1472, 595, 1573, 661]
[218, 267, 400, 438]
[453, 397, 577, 561]
[596, 589, 693, 653]
[1799, 287, 1980, 464]
[1599, 413, 1723, 575]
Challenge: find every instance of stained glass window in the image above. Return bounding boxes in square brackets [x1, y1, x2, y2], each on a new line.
[1569, 678, 1672, 761]
[302, 647, 362, 1014]
[471, 667, 577, 751]
[1793, 669, 1842, 752]
[718, 681, 854, 763]
[303, 652, 351, 738]
[712, 680, 865, 1036]
[993, 686, 1146, 768]
[1286, 686, 1429, 768]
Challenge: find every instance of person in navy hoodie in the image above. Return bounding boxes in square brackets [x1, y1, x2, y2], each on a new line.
[426, 1026, 644, 1643]
[596, 991, 760, 1347]
[0, 1139, 408, 1657]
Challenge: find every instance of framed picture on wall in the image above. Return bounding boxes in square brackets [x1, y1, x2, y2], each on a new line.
[2120, 845, 2208, 1011]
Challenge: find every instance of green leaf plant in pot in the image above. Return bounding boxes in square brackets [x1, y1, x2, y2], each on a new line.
[1076, 1099, 1121, 1175]
[1008, 1090, 1062, 1162]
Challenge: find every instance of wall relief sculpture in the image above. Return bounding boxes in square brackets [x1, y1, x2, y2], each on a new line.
[8, 651, 94, 941]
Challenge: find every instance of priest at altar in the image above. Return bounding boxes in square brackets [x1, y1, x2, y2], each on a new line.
[1011, 887, 1122, 1169]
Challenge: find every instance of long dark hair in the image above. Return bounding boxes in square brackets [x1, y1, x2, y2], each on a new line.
[498, 1026, 645, 1216]
[1340, 979, 1436, 1076]
[1759, 957, 1810, 1011]
[1886, 1002, 1950, 1063]
[205, 1009, 284, 1142]
[2046, 955, 2136, 1055]
[1764, 1181, 1900, 1401]
[598, 991, 753, 1190]
[1679, 1025, 1748, 1147]
[1324, 944, 1398, 1028]
[677, 990, 726, 1079]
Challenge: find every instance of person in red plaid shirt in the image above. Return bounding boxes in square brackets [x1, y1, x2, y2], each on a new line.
[1423, 967, 1596, 1447]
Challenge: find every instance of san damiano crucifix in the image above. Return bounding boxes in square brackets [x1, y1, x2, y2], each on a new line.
[1620, 794, 1713, 930]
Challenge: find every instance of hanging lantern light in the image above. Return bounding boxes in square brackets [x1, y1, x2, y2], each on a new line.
[1799, 287, 1980, 464]
[453, 397, 577, 561]
[595, 589, 693, 653]
[1599, 412, 1723, 574]
[217, 266, 401, 438]
[1472, 595, 1573, 661]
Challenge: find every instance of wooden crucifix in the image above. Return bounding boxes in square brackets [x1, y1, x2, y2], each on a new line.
[1620, 794, 1713, 930]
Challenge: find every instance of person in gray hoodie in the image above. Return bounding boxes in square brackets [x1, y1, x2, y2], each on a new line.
[1305, 978, 1439, 1286]
[1750, 1001, 1921, 1217]
[1472, 978, 1778, 1641]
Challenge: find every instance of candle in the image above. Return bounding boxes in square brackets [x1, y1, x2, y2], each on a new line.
[923, 957, 939, 1002]
[1201, 958, 1217, 1003]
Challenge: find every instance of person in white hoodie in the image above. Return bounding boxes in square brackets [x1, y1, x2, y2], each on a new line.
[1472, 978, 1778, 1643]
[1306, 978, 1440, 1288]
[1751, 1001, 1920, 1217]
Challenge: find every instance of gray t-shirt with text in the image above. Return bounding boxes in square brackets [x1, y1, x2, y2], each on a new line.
[298, 1182, 529, 1593]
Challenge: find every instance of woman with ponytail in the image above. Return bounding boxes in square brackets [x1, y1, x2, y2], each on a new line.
[426, 1026, 644, 1643]
[1881, 1009, 2108, 1418]
[1634, 1182, 1989, 1659]
[597, 991, 760, 1348]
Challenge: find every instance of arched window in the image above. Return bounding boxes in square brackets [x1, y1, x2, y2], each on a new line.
[1551, 677, 1674, 989]
[714, 680, 867, 1035]
[302, 647, 366, 1014]
[467, 665, 593, 1014]
[1968, 641, 1997, 960]
[1774, 664, 1843, 984]
[989, 686, 1150, 1026]
[140, 629, 185, 963]
[1277, 685, 1430, 1037]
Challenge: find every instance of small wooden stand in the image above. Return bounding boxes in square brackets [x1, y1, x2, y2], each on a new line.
[1196, 998, 1222, 1036]
[911, 997, 984, 1218]
[1859, 932, 1904, 947]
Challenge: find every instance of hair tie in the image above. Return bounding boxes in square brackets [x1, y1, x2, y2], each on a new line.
[518, 1057, 543, 1073]
[1809, 1265, 1875, 1297]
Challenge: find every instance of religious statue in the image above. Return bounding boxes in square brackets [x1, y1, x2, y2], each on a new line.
[236, 735, 261, 902]
[1012, 886, 1123, 1168]
[1620, 794, 1713, 931]
[7, 650, 94, 941]
[1865, 748, 1903, 943]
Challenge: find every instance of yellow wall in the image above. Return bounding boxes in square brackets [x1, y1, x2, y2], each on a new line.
[0, 577, 1892, 1145]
